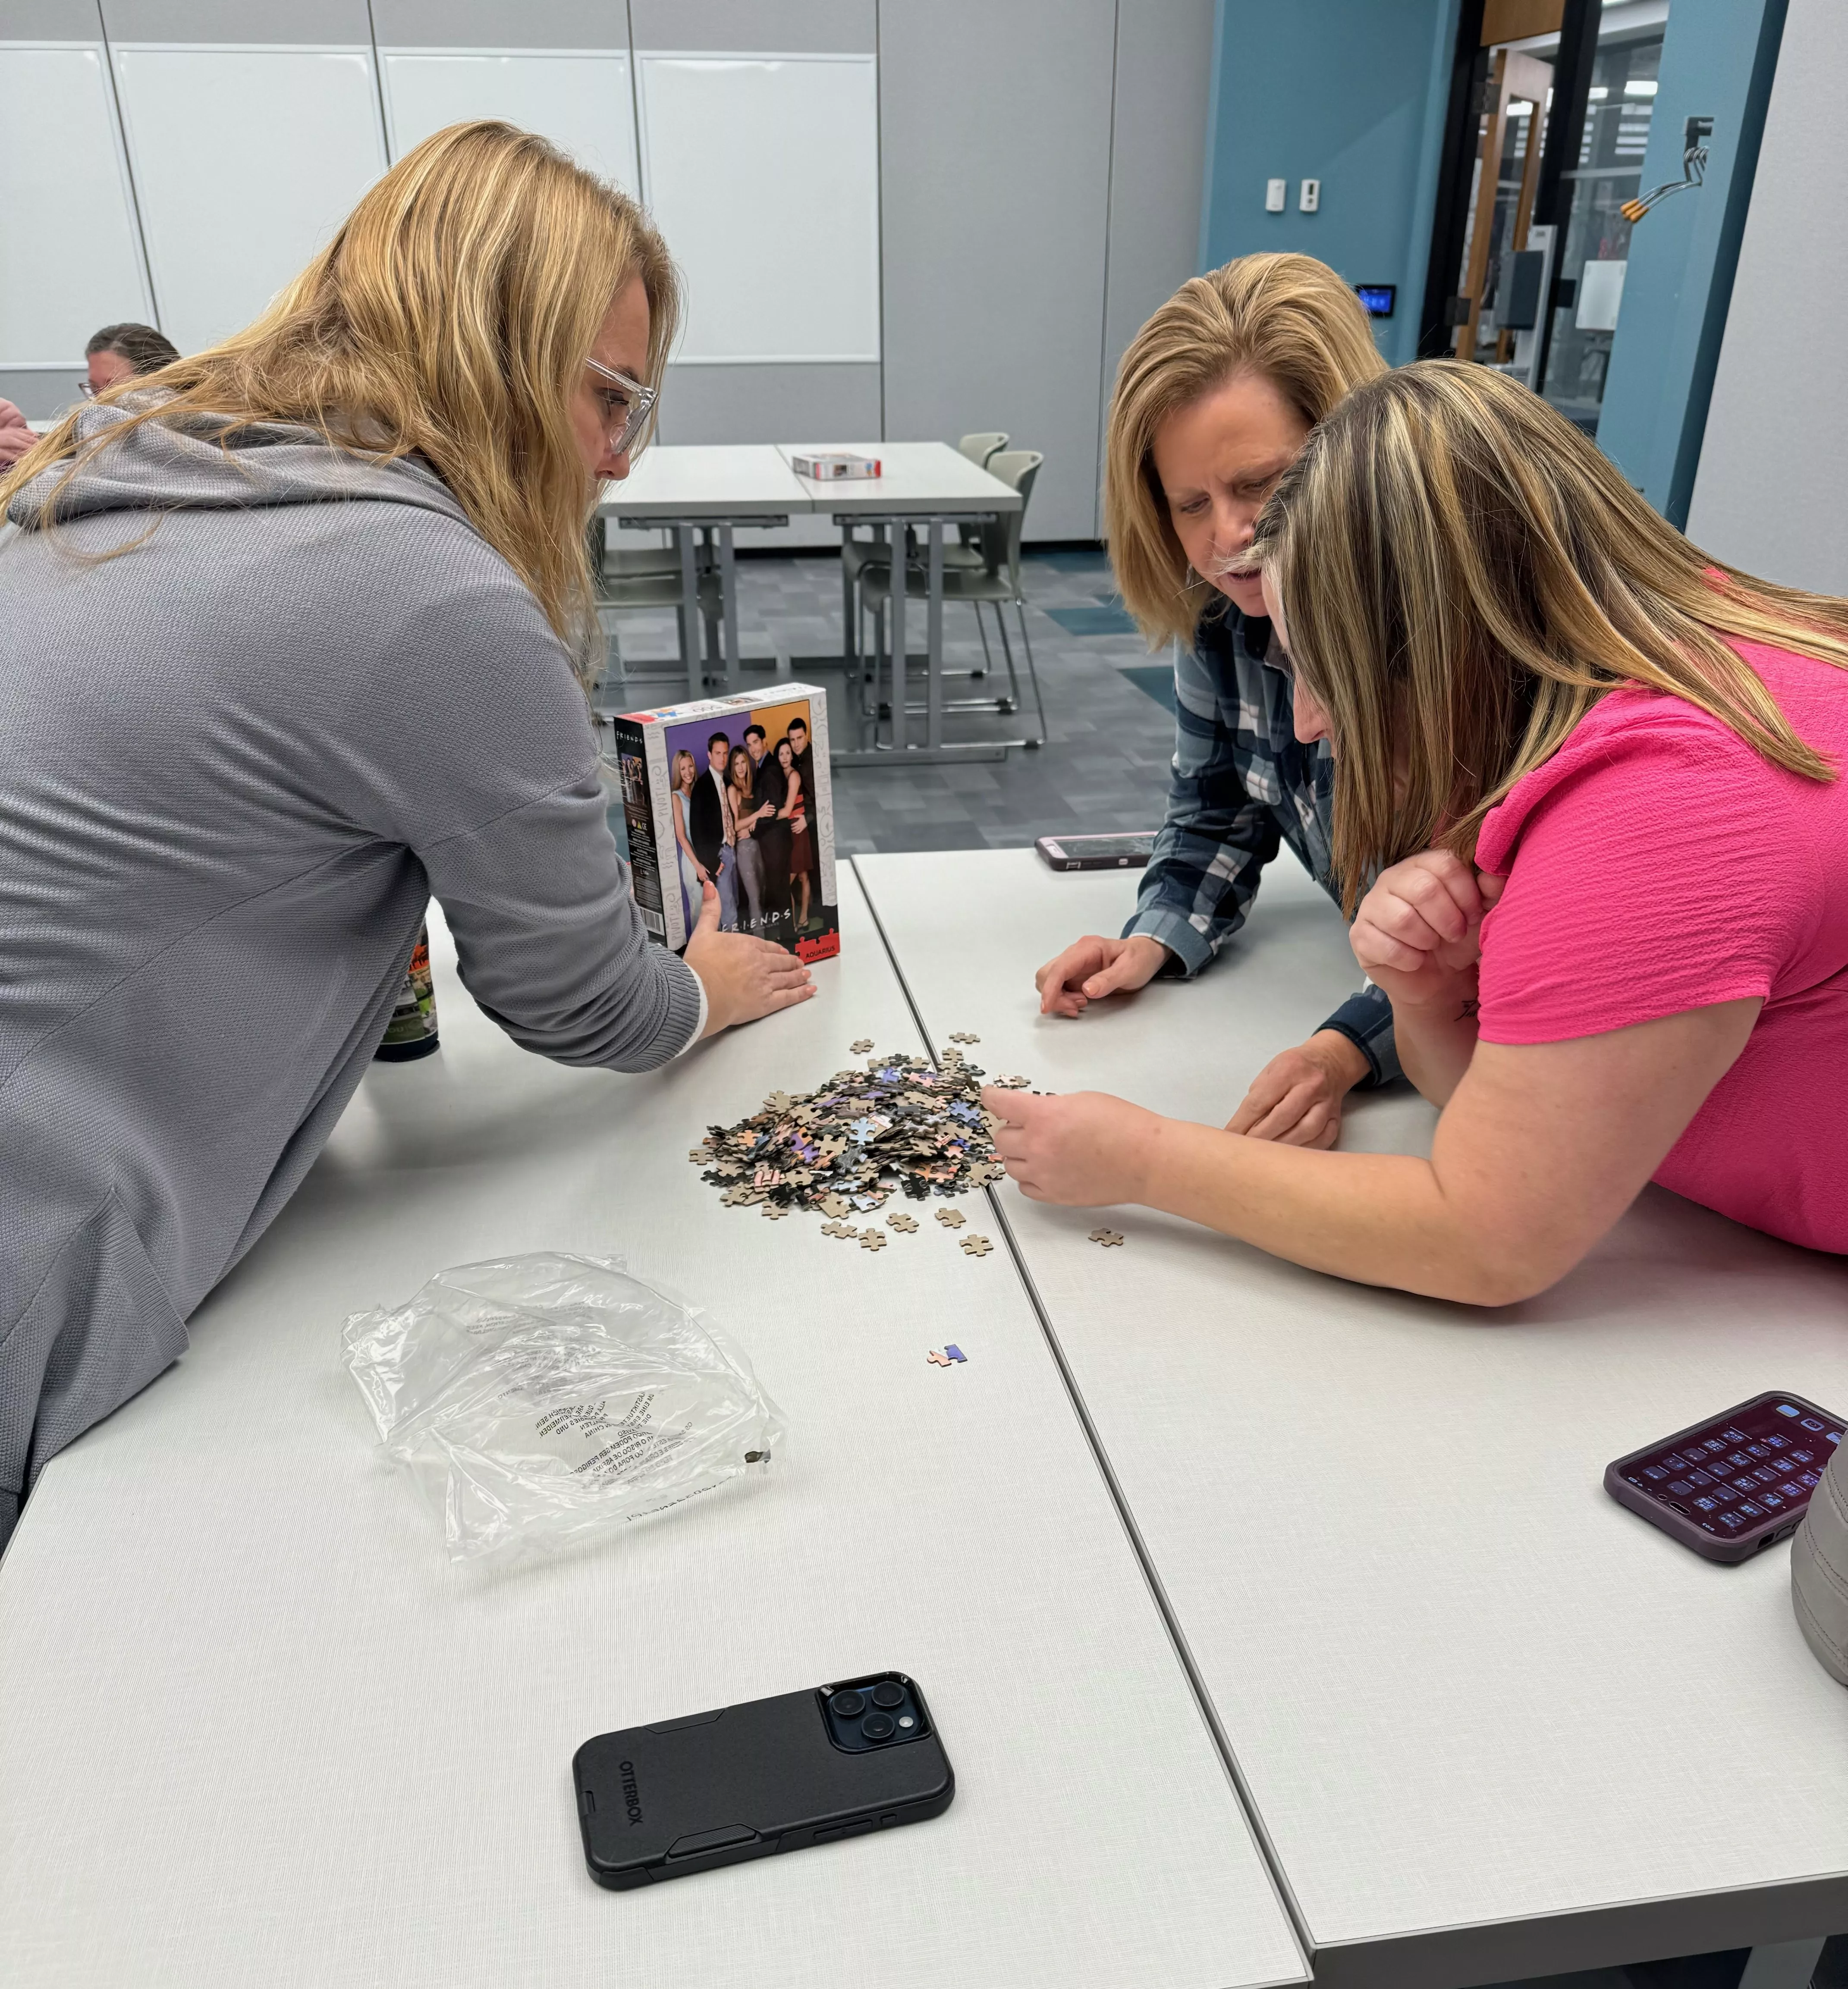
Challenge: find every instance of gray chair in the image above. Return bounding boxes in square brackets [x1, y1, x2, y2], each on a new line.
[590, 521, 725, 695]
[955, 430, 1009, 468]
[840, 431, 1012, 620]
[857, 449, 1047, 746]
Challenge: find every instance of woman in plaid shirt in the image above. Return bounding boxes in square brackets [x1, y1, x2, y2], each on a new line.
[1037, 254, 1390, 1147]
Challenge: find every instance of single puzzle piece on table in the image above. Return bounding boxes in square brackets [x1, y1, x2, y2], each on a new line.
[948, 1031, 980, 1045]
[763, 1091, 796, 1114]
[849, 1038, 874, 1054]
[886, 1212, 918, 1233]
[959, 1235, 994, 1257]
[761, 1205, 792, 1220]
[859, 1229, 887, 1251]
[926, 1345, 968, 1367]
[991, 1075, 1030, 1090]
[820, 1193, 851, 1218]
[935, 1208, 966, 1229]
[1088, 1228, 1125, 1247]
[687, 1147, 709, 1164]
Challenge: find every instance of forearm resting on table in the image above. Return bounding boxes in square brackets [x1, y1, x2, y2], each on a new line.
[1390, 996, 1481, 1106]
[1128, 999, 1761, 1306]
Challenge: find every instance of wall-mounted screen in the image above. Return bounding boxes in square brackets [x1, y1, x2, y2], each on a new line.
[112, 43, 387, 356]
[380, 48, 639, 192]
[1355, 283, 1397, 318]
[637, 53, 880, 365]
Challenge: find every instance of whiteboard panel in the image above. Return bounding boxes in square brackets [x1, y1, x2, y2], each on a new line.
[637, 53, 879, 364]
[0, 43, 152, 365]
[111, 44, 387, 356]
[380, 48, 638, 193]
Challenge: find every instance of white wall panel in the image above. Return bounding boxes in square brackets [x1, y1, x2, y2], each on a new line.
[636, 53, 879, 365]
[380, 48, 638, 191]
[0, 42, 151, 364]
[111, 43, 387, 355]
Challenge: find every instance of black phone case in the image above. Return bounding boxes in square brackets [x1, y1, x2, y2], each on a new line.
[572, 1672, 954, 1889]
[1034, 833, 1153, 872]
[1604, 1389, 1838, 1564]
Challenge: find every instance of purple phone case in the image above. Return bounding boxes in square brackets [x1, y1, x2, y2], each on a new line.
[1605, 1389, 1845, 1565]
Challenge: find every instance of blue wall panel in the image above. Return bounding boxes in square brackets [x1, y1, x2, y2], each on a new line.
[1199, 0, 1460, 366]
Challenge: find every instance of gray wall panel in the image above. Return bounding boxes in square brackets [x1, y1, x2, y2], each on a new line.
[630, 0, 874, 55]
[3, 0, 104, 36]
[1100, 0, 1214, 490]
[0, 370, 85, 420]
[878, 0, 1117, 541]
[657, 361, 881, 447]
[371, 0, 628, 50]
[1684, 0, 1845, 589]
[99, 0, 372, 41]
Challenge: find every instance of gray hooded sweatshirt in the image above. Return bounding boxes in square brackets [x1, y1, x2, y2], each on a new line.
[0, 406, 703, 1551]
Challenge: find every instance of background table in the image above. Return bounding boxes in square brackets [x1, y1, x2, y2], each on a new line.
[779, 442, 1024, 764]
[856, 847, 1848, 1989]
[0, 867, 1306, 1989]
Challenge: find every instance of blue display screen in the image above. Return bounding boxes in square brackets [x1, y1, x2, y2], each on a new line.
[1355, 284, 1396, 317]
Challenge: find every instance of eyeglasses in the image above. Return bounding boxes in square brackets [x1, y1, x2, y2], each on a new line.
[585, 356, 657, 459]
[78, 380, 97, 399]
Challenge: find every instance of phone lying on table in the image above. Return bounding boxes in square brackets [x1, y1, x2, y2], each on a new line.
[572, 1671, 953, 1889]
[1606, 1391, 1845, 1563]
[1034, 831, 1155, 872]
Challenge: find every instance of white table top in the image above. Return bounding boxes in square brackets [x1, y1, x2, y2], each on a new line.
[856, 848, 1848, 1988]
[778, 441, 1022, 517]
[602, 443, 812, 520]
[0, 867, 1305, 1989]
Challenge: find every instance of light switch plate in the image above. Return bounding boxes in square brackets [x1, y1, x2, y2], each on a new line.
[1299, 178, 1320, 213]
[1265, 177, 1286, 213]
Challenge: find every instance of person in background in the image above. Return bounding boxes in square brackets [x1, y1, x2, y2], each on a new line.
[990, 362, 1848, 1297]
[83, 321, 181, 396]
[1034, 254, 1391, 1150]
[0, 397, 36, 469]
[727, 743, 767, 936]
[0, 122, 811, 1552]
[686, 730, 740, 932]
[668, 747, 704, 935]
[778, 734, 815, 937]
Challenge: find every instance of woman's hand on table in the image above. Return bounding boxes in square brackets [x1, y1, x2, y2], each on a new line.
[1349, 850, 1504, 1011]
[983, 1086, 1163, 1206]
[685, 883, 814, 1035]
[1034, 933, 1171, 1017]
[1225, 1029, 1369, 1149]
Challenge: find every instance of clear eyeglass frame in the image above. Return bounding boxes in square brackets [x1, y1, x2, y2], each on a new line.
[585, 355, 657, 458]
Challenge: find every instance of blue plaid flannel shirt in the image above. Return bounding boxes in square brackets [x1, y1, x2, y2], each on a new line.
[1122, 606, 1399, 1086]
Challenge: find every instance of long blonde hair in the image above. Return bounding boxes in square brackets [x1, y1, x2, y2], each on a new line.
[1252, 361, 1848, 909]
[1103, 252, 1387, 646]
[2, 120, 678, 681]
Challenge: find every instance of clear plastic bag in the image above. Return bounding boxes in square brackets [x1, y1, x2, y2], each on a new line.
[343, 1252, 785, 1561]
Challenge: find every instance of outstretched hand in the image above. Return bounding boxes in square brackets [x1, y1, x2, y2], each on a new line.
[1034, 933, 1171, 1018]
[983, 1085, 1161, 1207]
[684, 881, 815, 1037]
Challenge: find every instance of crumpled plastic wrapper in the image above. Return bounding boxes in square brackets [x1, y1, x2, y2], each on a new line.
[343, 1252, 785, 1561]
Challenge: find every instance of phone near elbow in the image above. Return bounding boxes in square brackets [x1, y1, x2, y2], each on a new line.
[572, 1671, 953, 1889]
[1034, 831, 1155, 871]
[1605, 1390, 1845, 1563]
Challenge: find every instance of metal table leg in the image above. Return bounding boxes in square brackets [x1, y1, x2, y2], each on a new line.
[925, 520, 944, 748]
[890, 525, 908, 751]
[718, 523, 741, 694]
[676, 525, 700, 702]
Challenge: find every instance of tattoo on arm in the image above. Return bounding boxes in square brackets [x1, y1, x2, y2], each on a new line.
[1458, 997, 1480, 1020]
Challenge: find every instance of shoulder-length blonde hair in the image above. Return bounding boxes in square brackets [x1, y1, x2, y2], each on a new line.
[1104, 251, 1387, 646]
[1251, 360, 1848, 909]
[2, 120, 677, 681]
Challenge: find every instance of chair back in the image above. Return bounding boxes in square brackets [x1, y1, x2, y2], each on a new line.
[956, 430, 1009, 467]
[978, 449, 1042, 591]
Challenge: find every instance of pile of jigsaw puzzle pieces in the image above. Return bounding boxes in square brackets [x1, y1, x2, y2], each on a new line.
[690, 1041, 1013, 1233]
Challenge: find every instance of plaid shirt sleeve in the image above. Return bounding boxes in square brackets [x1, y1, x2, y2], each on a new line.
[1121, 633, 1280, 976]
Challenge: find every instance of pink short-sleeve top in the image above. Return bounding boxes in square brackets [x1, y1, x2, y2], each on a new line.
[1473, 638, 1848, 1255]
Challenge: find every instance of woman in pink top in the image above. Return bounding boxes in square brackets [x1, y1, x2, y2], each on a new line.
[987, 362, 1848, 1300]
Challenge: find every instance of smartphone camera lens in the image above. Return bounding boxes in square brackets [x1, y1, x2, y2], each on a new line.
[870, 1682, 905, 1710]
[829, 1689, 867, 1719]
[861, 1711, 896, 1741]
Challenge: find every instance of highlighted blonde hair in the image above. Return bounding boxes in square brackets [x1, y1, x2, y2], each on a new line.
[3, 121, 677, 682]
[1252, 361, 1848, 909]
[1103, 252, 1386, 646]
